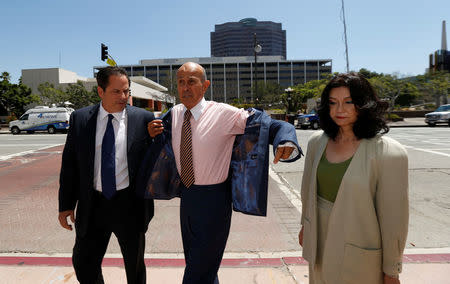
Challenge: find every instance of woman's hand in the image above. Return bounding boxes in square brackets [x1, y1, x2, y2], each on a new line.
[384, 274, 400, 284]
[148, 120, 164, 138]
[298, 225, 304, 247]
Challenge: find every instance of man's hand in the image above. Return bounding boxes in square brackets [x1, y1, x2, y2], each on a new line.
[298, 226, 304, 247]
[384, 274, 400, 284]
[148, 119, 164, 138]
[58, 210, 75, 231]
[273, 146, 295, 164]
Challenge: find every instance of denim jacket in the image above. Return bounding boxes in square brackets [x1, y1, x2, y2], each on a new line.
[136, 108, 301, 216]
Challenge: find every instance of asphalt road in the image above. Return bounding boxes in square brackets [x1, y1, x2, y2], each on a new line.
[0, 134, 66, 160]
[271, 128, 450, 249]
[0, 127, 449, 255]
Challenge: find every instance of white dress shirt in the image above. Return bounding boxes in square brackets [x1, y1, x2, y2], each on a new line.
[94, 104, 129, 192]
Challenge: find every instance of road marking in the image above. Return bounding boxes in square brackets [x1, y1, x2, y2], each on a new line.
[0, 144, 64, 161]
[2, 248, 450, 258]
[0, 144, 62, 147]
[269, 167, 302, 214]
[0, 134, 66, 137]
[1, 252, 449, 266]
[404, 145, 450, 157]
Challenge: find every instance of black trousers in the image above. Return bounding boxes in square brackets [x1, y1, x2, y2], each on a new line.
[72, 188, 146, 284]
[180, 182, 232, 284]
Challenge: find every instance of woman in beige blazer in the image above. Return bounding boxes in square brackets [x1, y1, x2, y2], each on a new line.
[298, 73, 409, 284]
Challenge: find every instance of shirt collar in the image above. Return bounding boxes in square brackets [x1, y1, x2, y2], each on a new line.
[183, 98, 206, 121]
[99, 103, 126, 121]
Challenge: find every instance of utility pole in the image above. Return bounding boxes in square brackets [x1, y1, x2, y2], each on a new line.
[341, 0, 350, 72]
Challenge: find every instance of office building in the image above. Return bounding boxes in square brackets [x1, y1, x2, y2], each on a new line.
[21, 68, 174, 110]
[211, 18, 286, 58]
[94, 56, 332, 103]
[429, 20, 450, 73]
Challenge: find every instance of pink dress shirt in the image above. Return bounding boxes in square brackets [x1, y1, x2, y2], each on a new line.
[172, 99, 249, 185]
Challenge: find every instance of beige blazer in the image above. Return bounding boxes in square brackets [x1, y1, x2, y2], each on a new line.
[301, 131, 409, 284]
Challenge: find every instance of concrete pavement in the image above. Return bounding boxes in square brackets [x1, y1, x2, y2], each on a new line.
[1, 253, 450, 283]
[388, 117, 428, 127]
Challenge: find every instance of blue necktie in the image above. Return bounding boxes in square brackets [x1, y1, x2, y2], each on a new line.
[101, 114, 116, 199]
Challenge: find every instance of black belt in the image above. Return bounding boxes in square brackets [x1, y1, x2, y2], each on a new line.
[183, 181, 228, 191]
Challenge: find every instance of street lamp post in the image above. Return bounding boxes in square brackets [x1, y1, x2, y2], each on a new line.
[285, 87, 293, 114]
[253, 33, 262, 105]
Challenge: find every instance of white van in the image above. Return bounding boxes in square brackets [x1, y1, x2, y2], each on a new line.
[9, 106, 74, 134]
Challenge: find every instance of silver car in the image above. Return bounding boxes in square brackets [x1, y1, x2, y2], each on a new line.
[425, 104, 450, 127]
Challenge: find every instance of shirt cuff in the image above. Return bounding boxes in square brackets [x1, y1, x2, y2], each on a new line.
[276, 142, 299, 160]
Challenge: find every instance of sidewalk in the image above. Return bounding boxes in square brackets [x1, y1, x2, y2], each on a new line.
[1, 253, 449, 284]
[388, 117, 428, 128]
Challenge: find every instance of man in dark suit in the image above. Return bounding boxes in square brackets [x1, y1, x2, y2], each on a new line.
[58, 66, 154, 284]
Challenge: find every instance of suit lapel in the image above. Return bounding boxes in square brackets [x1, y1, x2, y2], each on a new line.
[311, 134, 329, 200]
[86, 104, 100, 187]
[312, 134, 328, 176]
[126, 105, 136, 153]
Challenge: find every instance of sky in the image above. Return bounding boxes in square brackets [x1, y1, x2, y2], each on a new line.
[1, 0, 449, 84]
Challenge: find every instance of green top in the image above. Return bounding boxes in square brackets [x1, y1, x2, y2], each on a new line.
[317, 150, 353, 203]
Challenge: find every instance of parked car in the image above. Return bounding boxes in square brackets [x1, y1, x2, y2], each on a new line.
[424, 104, 450, 127]
[9, 106, 74, 134]
[296, 111, 320, 130]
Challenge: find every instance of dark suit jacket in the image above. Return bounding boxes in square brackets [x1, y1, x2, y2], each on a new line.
[59, 104, 154, 237]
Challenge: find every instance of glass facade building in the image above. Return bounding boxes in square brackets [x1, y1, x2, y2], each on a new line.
[429, 50, 450, 72]
[211, 18, 286, 58]
[94, 56, 331, 103]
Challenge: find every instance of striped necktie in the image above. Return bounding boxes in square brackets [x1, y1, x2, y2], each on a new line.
[180, 110, 195, 188]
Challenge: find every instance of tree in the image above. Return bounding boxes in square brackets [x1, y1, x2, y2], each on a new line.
[37, 81, 99, 109]
[38, 82, 68, 106]
[358, 68, 381, 79]
[0, 72, 39, 117]
[283, 78, 329, 113]
[257, 82, 284, 106]
[65, 81, 100, 109]
[395, 81, 420, 106]
[161, 70, 178, 105]
[369, 74, 420, 108]
[415, 71, 450, 106]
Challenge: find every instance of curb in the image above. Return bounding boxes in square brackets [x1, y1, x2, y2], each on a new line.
[388, 124, 428, 128]
[1, 254, 449, 267]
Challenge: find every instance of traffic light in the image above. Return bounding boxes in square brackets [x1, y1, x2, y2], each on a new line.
[101, 44, 108, 61]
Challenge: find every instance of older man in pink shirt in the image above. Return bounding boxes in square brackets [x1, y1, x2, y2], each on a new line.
[148, 62, 299, 284]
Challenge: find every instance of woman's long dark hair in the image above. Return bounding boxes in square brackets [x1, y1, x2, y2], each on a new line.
[318, 72, 389, 140]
